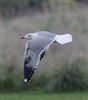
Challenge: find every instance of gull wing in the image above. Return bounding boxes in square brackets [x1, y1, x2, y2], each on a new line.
[27, 35, 54, 55]
[24, 35, 54, 82]
[36, 31, 55, 38]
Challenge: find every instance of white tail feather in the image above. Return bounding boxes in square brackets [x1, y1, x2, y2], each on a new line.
[55, 34, 72, 44]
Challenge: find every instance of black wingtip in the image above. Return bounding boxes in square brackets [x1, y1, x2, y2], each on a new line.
[24, 66, 35, 83]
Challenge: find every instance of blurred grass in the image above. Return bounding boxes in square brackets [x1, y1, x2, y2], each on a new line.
[34, 58, 88, 92]
[0, 0, 76, 17]
[0, 91, 88, 100]
[0, 1, 88, 91]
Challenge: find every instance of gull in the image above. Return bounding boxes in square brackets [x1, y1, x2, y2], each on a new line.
[21, 31, 72, 83]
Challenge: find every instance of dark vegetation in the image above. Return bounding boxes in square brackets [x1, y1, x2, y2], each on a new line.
[0, 0, 88, 92]
[0, 0, 50, 17]
[0, 58, 88, 92]
[0, 0, 88, 17]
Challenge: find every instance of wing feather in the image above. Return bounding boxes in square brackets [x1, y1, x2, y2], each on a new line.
[24, 35, 54, 82]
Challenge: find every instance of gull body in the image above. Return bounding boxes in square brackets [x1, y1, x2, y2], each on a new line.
[21, 31, 72, 83]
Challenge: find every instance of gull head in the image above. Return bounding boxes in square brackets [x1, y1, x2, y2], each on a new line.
[21, 33, 33, 40]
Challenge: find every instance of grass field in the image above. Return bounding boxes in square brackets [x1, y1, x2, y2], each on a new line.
[0, 91, 88, 100]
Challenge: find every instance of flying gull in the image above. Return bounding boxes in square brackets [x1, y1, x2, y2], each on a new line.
[21, 31, 72, 83]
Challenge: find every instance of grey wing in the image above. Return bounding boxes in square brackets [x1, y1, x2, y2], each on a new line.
[24, 36, 54, 82]
[24, 46, 39, 82]
[27, 35, 54, 55]
[24, 47, 39, 68]
[36, 31, 55, 39]
[24, 36, 53, 68]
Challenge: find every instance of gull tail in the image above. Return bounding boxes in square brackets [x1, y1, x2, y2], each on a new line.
[55, 34, 72, 44]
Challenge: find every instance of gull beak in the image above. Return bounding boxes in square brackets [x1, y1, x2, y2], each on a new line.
[21, 36, 25, 39]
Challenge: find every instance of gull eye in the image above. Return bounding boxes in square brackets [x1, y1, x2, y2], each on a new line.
[28, 35, 30, 37]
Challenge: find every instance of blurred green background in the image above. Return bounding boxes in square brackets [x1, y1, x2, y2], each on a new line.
[0, 0, 88, 99]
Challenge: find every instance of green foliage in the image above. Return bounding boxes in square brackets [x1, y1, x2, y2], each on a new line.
[1, 91, 88, 100]
[54, 59, 88, 91]
[0, 58, 88, 92]
[0, 0, 78, 17]
[35, 58, 88, 92]
[0, 0, 49, 17]
[0, 0, 87, 17]
[0, 0, 88, 92]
